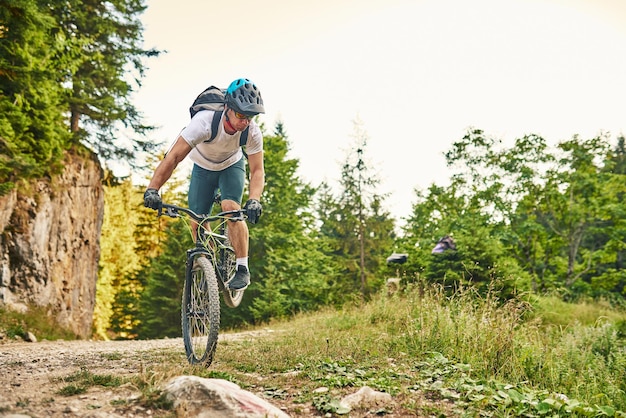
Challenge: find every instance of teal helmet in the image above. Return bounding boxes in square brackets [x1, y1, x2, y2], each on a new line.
[225, 78, 265, 116]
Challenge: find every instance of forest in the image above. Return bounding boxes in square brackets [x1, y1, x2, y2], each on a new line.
[2, 0, 625, 340]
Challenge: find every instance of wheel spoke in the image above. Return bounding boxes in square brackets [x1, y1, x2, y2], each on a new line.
[182, 256, 220, 366]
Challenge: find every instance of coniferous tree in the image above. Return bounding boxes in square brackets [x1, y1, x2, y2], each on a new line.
[1, 0, 161, 195]
[48, 0, 161, 163]
[98, 150, 187, 339]
[99, 174, 172, 339]
[136, 217, 191, 339]
[95, 176, 145, 339]
[114, 159, 187, 338]
[226, 122, 337, 325]
[0, 0, 69, 194]
[316, 119, 395, 299]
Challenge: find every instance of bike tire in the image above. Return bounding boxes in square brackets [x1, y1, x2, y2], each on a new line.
[181, 254, 220, 367]
[220, 229, 245, 308]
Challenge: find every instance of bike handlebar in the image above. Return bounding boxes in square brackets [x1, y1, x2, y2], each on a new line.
[158, 203, 247, 223]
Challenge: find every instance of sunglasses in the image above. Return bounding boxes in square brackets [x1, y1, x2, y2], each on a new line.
[231, 109, 253, 121]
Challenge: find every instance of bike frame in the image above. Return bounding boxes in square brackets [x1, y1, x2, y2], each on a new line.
[161, 204, 242, 267]
[158, 202, 246, 366]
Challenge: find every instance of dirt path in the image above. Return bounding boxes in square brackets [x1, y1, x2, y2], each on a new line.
[0, 337, 215, 417]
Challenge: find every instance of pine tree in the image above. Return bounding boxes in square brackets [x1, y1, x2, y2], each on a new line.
[316, 118, 395, 299]
[48, 0, 161, 163]
[0, 0, 69, 194]
[1, 0, 161, 195]
[95, 177, 141, 339]
[111, 161, 188, 338]
[226, 122, 338, 325]
[136, 218, 191, 339]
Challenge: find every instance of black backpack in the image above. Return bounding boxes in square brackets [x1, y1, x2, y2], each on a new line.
[189, 86, 249, 147]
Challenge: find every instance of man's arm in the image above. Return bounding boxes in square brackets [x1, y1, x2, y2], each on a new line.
[148, 136, 192, 190]
[246, 151, 265, 201]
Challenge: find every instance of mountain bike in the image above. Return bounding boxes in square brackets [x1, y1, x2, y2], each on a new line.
[157, 199, 247, 367]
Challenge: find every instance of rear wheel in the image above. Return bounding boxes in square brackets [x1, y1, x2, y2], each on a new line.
[219, 228, 245, 308]
[181, 254, 220, 367]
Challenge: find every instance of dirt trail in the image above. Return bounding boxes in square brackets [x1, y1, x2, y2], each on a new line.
[1, 332, 453, 418]
[1, 337, 213, 417]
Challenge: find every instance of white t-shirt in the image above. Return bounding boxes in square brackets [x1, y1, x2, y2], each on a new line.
[180, 110, 263, 171]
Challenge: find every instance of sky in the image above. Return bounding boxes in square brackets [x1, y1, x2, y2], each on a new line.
[131, 0, 626, 223]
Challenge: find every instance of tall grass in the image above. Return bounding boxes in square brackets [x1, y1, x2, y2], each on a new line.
[377, 285, 626, 406]
[220, 283, 626, 413]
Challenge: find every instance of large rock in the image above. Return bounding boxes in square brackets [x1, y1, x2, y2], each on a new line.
[164, 376, 290, 418]
[0, 151, 104, 338]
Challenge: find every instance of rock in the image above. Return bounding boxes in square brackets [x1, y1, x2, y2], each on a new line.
[340, 386, 392, 410]
[0, 151, 104, 338]
[164, 376, 290, 418]
[24, 332, 37, 343]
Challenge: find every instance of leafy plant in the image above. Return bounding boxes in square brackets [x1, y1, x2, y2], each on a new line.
[312, 394, 350, 415]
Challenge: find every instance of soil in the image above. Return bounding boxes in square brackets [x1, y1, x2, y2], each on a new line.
[0, 337, 186, 417]
[0, 334, 452, 418]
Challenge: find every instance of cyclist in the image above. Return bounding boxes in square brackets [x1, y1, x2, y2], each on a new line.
[143, 78, 265, 291]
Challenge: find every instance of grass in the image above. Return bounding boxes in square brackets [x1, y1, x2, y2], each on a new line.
[129, 284, 626, 416]
[55, 366, 124, 396]
[528, 294, 626, 328]
[0, 304, 78, 341]
[2, 285, 625, 417]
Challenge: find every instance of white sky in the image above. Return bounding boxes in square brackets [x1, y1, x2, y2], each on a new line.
[132, 0, 626, 222]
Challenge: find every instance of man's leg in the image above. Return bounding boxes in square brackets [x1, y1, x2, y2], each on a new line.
[218, 158, 250, 290]
[188, 164, 218, 241]
[221, 199, 249, 258]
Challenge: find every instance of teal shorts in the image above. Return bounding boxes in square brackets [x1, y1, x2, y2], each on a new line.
[188, 157, 245, 215]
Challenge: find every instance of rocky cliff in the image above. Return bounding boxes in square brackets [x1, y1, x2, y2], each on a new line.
[0, 151, 104, 338]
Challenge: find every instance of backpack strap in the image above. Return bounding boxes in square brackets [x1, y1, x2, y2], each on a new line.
[206, 110, 250, 159]
[240, 129, 249, 159]
[207, 110, 223, 142]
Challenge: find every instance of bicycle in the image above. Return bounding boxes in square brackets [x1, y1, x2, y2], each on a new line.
[157, 199, 248, 367]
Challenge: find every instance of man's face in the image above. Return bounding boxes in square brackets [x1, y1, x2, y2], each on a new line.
[228, 108, 252, 131]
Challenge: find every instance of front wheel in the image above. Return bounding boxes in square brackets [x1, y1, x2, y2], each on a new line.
[181, 254, 220, 367]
